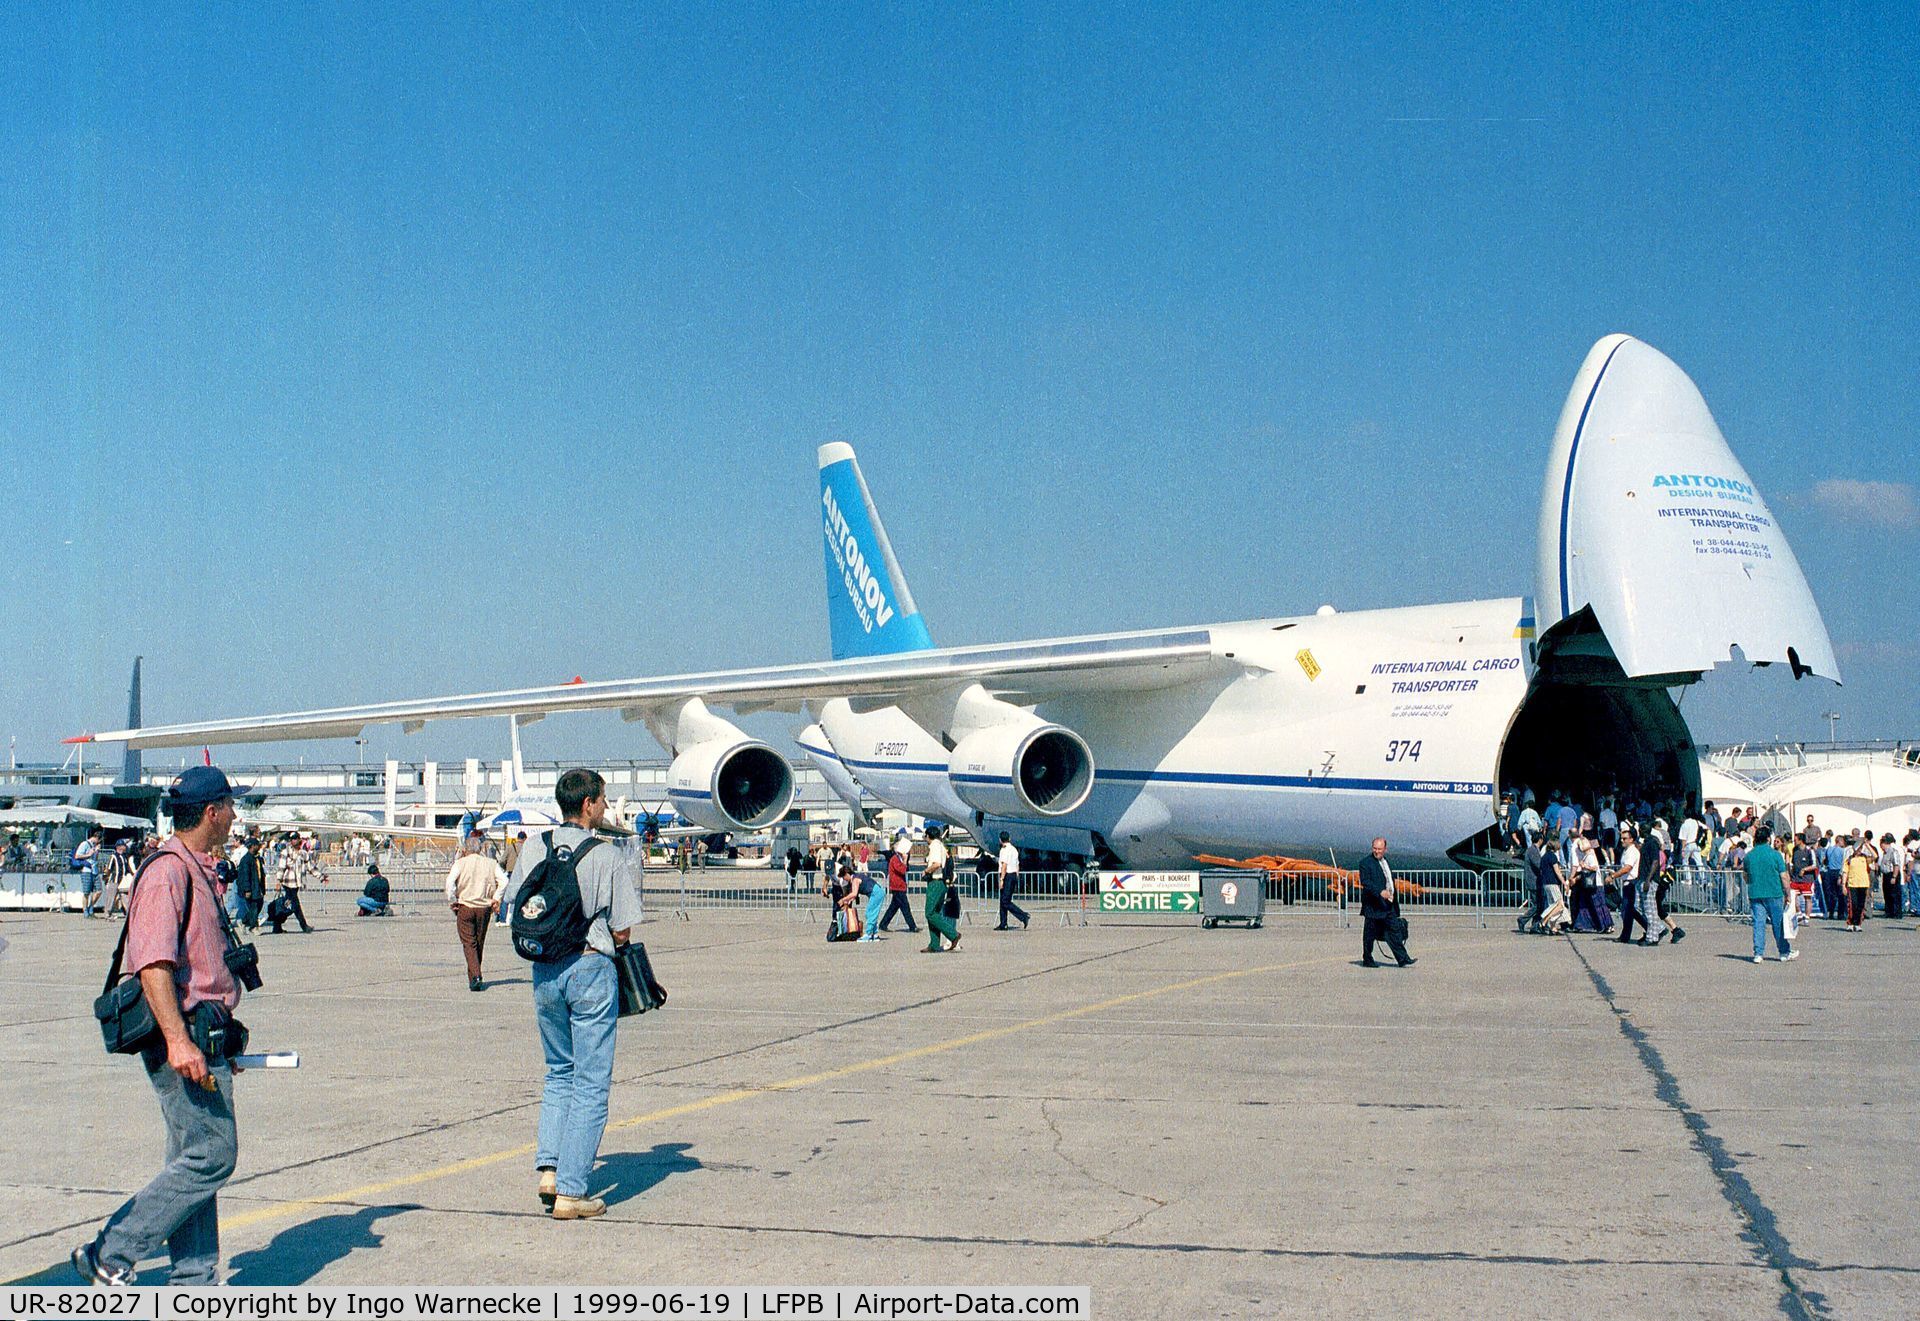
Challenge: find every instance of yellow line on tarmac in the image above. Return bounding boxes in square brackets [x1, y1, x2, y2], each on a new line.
[217, 947, 1369, 1234]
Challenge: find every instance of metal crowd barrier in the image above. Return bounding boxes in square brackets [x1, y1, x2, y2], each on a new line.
[261, 865, 1561, 926]
[27, 860, 1859, 928]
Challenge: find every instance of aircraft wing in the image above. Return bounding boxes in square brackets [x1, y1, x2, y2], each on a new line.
[243, 817, 665, 843]
[79, 628, 1229, 751]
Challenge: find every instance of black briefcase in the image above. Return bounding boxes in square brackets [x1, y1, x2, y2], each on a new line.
[614, 942, 668, 1017]
[1386, 915, 1410, 943]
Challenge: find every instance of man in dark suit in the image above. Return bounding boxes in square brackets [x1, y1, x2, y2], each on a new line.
[1359, 836, 1414, 968]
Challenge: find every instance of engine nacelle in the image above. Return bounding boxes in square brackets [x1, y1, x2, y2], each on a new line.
[948, 722, 1094, 820]
[668, 737, 795, 832]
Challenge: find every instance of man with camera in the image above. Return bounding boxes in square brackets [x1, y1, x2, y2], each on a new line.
[75, 766, 259, 1286]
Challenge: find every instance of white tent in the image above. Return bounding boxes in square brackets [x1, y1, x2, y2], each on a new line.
[1760, 760, 1920, 840]
[0, 804, 152, 830]
[1697, 764, 1763, 813]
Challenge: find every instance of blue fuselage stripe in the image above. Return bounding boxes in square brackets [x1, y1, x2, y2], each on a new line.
[809, 754, 1489, 797]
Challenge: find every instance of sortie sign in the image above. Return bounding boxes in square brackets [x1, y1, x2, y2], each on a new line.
[1096, 871, 1200, 914]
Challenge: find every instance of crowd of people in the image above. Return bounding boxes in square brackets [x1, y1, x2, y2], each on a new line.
[805, 824, 1035, 949]
[1501, 786, 1919, 955]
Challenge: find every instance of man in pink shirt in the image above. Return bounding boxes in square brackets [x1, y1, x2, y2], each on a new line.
[75, 766, 251, 1287]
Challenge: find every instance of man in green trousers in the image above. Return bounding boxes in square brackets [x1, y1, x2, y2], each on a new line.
[922, 825, 962, 953]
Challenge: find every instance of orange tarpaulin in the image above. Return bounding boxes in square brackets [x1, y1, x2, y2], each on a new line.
[1194, 853, 1424, 899]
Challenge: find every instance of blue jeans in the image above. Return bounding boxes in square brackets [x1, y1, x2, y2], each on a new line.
[1751, 895, 1791, 959]
[94, 1051, 237, 1284]
[532, 952, 619, 1198]
[227, 886, 259, 929]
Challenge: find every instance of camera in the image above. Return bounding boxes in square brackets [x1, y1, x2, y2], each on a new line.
[224, 940, 264, 992]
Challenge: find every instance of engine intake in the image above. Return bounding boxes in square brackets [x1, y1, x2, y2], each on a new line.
[949, 723, 1094, 820]
[668, 738, 795, 832]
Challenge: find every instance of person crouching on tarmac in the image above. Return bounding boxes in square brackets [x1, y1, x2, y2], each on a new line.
[356, 861, 393, 917]
[856, 853, 887, 942]
[921, 825, 961, 953]
[74, 767, 252, 1287]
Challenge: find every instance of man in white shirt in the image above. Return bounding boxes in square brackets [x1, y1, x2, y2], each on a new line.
[447, 833, 508, 991]
[1677, 814, 1704, 878]
[1613, 825, 1656, 944]
[994, 832, 1029, 930]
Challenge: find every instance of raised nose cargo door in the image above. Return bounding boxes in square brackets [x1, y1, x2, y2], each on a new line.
[1534, 334, 1838, 685]
[1487, 337, 1839, 839]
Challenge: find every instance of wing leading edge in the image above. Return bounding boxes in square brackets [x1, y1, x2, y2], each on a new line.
[81, 628, 1228, 751]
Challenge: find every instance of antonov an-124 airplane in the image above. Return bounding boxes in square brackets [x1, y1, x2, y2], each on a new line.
[79, 336, 1837, 867]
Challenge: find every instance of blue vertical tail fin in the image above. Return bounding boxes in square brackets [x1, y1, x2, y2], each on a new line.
[818, 443, 935, 660]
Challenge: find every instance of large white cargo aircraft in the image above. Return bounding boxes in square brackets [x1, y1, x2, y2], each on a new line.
[78, 337, 1837, 866]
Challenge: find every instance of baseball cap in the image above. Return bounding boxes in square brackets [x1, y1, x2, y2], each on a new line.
[166, 766, 251, 807]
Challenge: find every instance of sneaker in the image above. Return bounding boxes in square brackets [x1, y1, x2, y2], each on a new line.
[551, 1194, 607, 1220]
[1671, 928, 1687, 945]
[71, 1242, 131, 1287]
[1752, 955, 1765, 963]
[538, 1168, 556, 1211]
[1785, 950, 1800, 961]
[469, 977, 483, 992]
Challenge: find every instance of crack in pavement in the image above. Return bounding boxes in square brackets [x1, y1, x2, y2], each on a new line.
[1566, 937, 1829, 1320]
[183, 1197, 1920, 1277]
[1038, 1097, 1169, 1242]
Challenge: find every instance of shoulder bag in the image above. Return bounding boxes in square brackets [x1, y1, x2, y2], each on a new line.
[93, 855, 194, 1055]
[614, 941, 668, 1016]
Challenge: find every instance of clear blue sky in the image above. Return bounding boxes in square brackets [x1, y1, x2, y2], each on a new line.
[3, 4, 1914, 768]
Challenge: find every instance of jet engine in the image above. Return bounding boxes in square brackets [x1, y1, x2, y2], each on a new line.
[948, 721, 1094, 820]
[668, 737, 795, 832]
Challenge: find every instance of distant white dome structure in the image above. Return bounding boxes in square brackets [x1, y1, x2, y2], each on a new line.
[1759, 759, 1920, 839]
[1697, 764, 1763, 813]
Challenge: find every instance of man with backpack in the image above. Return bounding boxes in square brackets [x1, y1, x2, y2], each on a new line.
[504, 768, 641, 1221]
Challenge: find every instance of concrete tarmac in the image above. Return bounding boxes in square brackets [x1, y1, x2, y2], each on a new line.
[1, 905, 1915, 1318]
